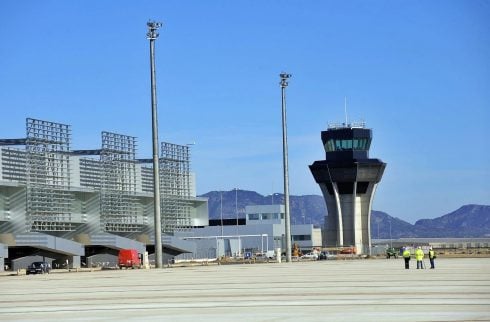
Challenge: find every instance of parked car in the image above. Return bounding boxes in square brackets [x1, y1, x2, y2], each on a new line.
[318, 251, 336, 260]
[26, 261, 51, 275]
[301, 252, 319, 260]
[254, 251, 275, 260]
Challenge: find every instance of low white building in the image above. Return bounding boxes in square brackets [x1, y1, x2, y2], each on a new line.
[175, 204, 322, 260]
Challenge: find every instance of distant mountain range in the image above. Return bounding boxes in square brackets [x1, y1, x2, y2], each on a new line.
[199, 190, 490, 238]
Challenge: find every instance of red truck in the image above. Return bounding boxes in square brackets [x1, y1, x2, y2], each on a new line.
[118, 249, 141, 269]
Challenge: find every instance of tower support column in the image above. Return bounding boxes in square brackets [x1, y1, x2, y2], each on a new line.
[352, 181, 361, 253]
[332, 182, 343, 246]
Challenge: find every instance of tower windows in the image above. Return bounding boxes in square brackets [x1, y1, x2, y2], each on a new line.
[324, 138, 370, 152]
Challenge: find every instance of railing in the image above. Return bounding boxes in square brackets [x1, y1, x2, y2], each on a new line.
[328, 121, 366, 129]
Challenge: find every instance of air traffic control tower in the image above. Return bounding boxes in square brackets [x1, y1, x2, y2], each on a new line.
[309, 122, 386, 255]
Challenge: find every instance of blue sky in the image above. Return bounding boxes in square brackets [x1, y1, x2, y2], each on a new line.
[0, 1, 489, 223]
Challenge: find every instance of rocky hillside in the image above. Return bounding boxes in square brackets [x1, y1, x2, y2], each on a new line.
[199, 190, 490, 238]
[413, 205, 490, 237]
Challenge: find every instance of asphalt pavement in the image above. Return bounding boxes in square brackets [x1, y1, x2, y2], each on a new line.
[0, 257, 489, 321]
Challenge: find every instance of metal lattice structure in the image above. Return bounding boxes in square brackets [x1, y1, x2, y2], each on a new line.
[100, 132, 142, 232]
[79, 158, 102, 189]
[0, 148, 27, 183]
[140, 166, 154, 193]
[25, 118, 74, 231]
[160, 142, 193, 233]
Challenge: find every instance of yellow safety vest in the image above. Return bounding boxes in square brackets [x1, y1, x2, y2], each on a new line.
[403, 250, 411, 258]
[429, 250, 435, 259]
[415, 249, 424, 261]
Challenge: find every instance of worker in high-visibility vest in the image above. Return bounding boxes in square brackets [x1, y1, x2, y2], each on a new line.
[402, 247, 411, 269]
[415, 246, 424, 269]
[428, 246, 436, 269]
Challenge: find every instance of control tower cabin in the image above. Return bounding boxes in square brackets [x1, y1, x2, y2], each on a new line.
[309, 122, 386, 255]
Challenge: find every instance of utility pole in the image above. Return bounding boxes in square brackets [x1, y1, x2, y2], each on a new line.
[147, 20, 163, 268]
[220, 191, 224, 238]
[235, 188, 239, 257]
[389, 219, 393, 248]
[280, 72, 292, 263]
[235, 188, 238, 235]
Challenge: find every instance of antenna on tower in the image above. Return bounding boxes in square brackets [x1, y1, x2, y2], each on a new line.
[344, 96, 348, 126]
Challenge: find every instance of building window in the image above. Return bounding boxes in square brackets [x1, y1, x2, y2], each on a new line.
[248, 213, 259, 220]
[326, 138, 370, 151]
[325, 139, 335, 152]
[292, 235, 311, 241]
[341, 139, 352, 150]
[262, 213, 271, 220]
[353, 138, 369, 150]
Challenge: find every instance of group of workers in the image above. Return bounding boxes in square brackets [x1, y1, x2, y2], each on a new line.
[402, 246, 436, 269]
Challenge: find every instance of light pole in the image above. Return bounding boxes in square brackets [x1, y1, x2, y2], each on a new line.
[147, 20, 163, 268]
[389, 219, 392, 248]
[235, 189, 238, 231]
[220, 191, 224, 238]
[235, 188, 240, 256]
[280, 72, 292, 263]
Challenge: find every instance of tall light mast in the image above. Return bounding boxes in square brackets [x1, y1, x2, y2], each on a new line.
[280, 72, 292, 263]
[147, 20, 163, 268]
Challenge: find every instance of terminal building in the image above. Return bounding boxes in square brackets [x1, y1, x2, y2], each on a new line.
[309, 122, 386, 255]
[0, 118, 321, 270]
[0, 118, 208, 271]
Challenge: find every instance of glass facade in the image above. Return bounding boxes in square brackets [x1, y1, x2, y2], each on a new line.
[247, 213, 281, 221]
[325, 138, 370, 152]
[292, 234, 311, 241]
